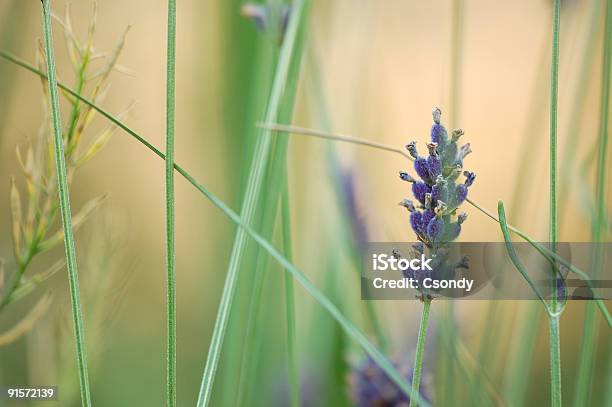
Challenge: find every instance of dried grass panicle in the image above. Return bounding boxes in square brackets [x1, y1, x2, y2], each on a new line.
[1, 5, 130, 314]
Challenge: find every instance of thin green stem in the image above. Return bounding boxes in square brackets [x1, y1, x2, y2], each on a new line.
[282, 179, 300, 407]
[165, 0, 177, 406]
[409, 299, 431, 407]
[549, 2, 562, 405]
[549, 0, 560, 250]
[236, 12, 306, 402]
[40, 1, 91, 406]
[574, 1, 612, 405]
[549, 316, 562, 407]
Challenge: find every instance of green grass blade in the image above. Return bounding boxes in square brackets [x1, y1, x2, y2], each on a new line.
[165, 0, 177, 405]
[549, 2, 562, 405]
[282, 179, 300, 407]
[40, 1, 91, 406]
[235, 10, 307, 401]
[574, 1, 612, 405]
[196, 2, 308, 404]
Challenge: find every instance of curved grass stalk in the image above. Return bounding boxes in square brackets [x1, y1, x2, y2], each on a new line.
[40, 1, 91, 406]
[498, 202, 553, 313]
[165, 0, 177, 405]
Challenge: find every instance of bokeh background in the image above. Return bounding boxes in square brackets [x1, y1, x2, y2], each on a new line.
[0, 0, 610, 405]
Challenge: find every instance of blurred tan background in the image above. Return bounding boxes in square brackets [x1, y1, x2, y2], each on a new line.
[0, 0, 610, 405]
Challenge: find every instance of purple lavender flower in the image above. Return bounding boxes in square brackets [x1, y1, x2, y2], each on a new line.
[399, 108, 475, 246]
[348, 357, 430, 407]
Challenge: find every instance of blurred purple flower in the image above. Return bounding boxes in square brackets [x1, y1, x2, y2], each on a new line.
[348, 357, 430, 407]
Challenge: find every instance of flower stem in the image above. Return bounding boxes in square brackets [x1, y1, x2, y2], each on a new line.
[549, 1, 562, 406]
[165, 0, 177, 406]
[410, 299, 431, 407]
[40, 1, 91, 406]
[549, 314, 562, 407]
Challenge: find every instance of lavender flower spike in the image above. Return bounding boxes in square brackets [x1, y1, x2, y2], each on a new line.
[399, 108, 475, 246]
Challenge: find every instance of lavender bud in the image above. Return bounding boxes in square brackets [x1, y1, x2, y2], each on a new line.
[406, 141, 419, 159]
[412, 182, 430, 205]
[399, 171, 415, 182]
[414, 157, 430, 182]
[427, 217, 444, 240]
[455, 184, 468, 205]
[410, 211, 423, 234]
[431, 183, 441, 202]
[426, 142, 439, 157]
[451, 128, 464, 141]
[421, 209, 435, 227]
[426, 155, 441, 179]
[456, 143, 472, 166]
[457, 212, 468, 224]
[431, 124, 447, 145]
[424, 193, 433, 209]
[399, 199, 416, 212]
[432, 107, 442, 124]
[463, 171, 476, 187]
